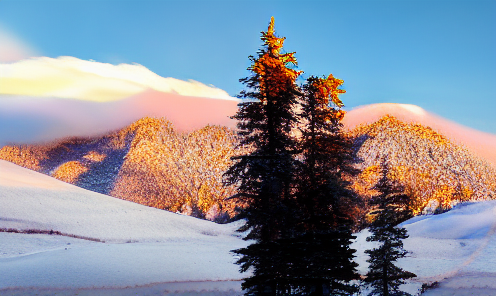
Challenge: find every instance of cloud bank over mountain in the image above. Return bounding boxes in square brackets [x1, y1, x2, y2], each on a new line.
[0, 57, 238, 146]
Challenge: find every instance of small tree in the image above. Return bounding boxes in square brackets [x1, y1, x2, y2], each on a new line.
[365, 164, 416, 296]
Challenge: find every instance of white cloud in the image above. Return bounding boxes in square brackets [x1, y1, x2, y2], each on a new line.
[0, 25, 39, 63]
[399, 103, 426, 116]
[0, 56, 235, 101]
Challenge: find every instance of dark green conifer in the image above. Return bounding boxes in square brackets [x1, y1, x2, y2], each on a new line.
[225, 18, 363, 295]
[285, 75, 360, 295]
[365, 164, 416, 296]
[223, 17, 302, 295]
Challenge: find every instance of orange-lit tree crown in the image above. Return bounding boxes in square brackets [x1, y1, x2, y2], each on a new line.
[250, 16, 302, 100]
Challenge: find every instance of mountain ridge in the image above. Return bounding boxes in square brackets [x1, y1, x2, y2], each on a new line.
[350, 115, 496, 218]
[0, 117, 242, 221]
[2, 109, 495, 222]
[343, 103, 496, 169]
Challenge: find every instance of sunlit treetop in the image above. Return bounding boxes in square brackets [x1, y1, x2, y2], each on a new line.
[261, 17, 284, 56]
[249, 17, 303, 100]
[307, 74, 347, 122]
[311, 74, 346, 108]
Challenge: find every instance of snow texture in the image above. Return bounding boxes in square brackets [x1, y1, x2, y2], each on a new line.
[2, 159, 496, 295]
[0, 160, 249, 295]
[353, 200, 496, 295]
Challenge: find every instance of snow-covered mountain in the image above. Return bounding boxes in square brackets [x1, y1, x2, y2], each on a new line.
[349, 115, 496, 219]
[2, 104, 494, 220]
[342, 103, 496, 169]
[0, 117, 241, 221]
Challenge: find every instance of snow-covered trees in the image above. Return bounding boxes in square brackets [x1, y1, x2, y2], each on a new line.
[365, 165, 416, 296]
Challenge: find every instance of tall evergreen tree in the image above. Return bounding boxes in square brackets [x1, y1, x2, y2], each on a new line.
[365, 164, 416, 296]
[285, 75, 360, 295]
[224, 17, 302, 295]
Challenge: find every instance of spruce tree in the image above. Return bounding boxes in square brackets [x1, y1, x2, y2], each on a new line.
[365, 164, 416, 296]
[286, 75, 360, 295]
[224, 17, 302, 295]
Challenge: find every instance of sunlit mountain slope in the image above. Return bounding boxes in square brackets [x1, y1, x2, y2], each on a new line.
[0, 117, 242, 221]
[1, 104, 495, 220]
[343, 103, 496, 169]
[350, 115, 496, 217]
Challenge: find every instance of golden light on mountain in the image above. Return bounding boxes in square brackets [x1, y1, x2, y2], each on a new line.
[52, 161, 88, 184]
[0, 111, 494, 221]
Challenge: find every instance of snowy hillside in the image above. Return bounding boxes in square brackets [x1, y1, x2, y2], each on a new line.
[2, 113, 495, 222]
[350, 115, 496, 217]
[0, 117, 241, 221]
[0, 160, 249, 295]
[2, 159, 496, 295]
[353, 200, 496, 296]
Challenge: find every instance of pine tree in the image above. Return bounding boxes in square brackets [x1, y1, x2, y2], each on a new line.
[285, 75, 360, 295]
[365, 164, 416, 296]
[224, 17, 302, 295]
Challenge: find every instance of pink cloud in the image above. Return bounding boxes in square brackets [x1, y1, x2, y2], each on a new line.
[0, 90, 238, 146]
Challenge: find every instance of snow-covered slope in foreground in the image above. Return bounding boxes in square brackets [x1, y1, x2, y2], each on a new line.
[354, 200, 496, 296]
[0, 160, 248, 294]
[3, 158, 496, 295]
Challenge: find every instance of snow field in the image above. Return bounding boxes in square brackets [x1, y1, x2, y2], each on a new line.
[353, 200, 496, 295]
[3, 159, 496, 295]
[0, 160, 249, 294]
[0, 233, 245, 289]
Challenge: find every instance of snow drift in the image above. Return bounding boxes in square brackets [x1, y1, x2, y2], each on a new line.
[2, 159, 496, 295]
[0, 159, 249, 294]
[352, 200, 496, 295]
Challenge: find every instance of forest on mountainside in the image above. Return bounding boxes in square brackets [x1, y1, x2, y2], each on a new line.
[1, 114, 495, 224]
[350, 115, 496, 219]
[0, 117, 245, 222]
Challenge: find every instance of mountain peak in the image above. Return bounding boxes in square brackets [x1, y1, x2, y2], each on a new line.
[343, 103, 496, 169]
[351, 115, 496, 216]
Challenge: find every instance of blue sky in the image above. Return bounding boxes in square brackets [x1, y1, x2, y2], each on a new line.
[0, 0, 495, 133]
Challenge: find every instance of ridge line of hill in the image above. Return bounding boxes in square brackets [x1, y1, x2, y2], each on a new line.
[1, 114, 494, 223]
